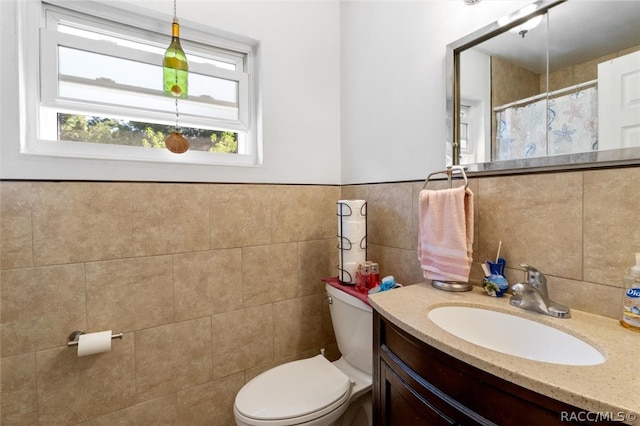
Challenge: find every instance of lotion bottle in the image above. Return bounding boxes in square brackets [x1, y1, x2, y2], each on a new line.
[620, 253, 640, 332]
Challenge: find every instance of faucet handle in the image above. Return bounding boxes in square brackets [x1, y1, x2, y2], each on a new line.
[519, 264, 547, 289]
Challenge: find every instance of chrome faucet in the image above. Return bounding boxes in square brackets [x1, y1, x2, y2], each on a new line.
[509, 264, 571, 318]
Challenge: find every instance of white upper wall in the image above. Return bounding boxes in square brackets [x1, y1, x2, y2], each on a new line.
[1, 0, 529, 185]
[1, 0, 341, 184]
[339, 0, 530, 184]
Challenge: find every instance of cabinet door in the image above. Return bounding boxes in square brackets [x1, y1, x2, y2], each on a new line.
[380, 360, 455, 426]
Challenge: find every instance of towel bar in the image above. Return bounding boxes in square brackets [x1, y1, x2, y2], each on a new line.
[422, 165, 468, 190]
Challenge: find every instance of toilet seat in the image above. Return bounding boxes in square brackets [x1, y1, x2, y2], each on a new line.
[234, 354, 352, 425]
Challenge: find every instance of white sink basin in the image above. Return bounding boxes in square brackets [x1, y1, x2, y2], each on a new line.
[428, 306, 605, 366]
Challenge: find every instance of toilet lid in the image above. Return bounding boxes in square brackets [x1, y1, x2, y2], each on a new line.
[235, 354, 351, 421]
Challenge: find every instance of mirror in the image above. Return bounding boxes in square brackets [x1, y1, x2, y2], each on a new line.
[447, 0, 640, 174]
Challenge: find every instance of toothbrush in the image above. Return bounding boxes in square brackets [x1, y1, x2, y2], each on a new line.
[481, 263, 491, 277]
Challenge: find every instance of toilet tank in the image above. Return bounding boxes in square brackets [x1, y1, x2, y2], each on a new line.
[326, 283, 373, 375]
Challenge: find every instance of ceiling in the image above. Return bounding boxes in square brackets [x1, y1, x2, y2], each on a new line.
[473, 1, 640, 74]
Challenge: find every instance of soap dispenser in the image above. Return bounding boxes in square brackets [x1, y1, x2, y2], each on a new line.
[620, 253, 640, 332]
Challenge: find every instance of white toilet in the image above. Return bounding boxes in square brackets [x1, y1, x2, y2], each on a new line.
[233, 283, 373, 426]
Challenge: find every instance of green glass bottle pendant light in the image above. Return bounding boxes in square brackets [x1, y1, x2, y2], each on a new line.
[163, 1, 188, 98]
[163, 0, 190, 154]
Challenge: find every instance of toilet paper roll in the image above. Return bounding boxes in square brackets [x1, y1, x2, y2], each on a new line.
[339, 245, 367, 265]
[77, 330, 112, 357]
[338, 220, 366, 243]
[337, 200, 367, 218]
[338, 241, 366, 284]
[337, 232, 367, 250]
[338, 261, 360, 284]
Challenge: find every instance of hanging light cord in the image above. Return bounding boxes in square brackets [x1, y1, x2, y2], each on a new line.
[173, 0, 179, 133]
[174, 98, 180, 133]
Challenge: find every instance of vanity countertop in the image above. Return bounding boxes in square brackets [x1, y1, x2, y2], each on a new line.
[368, 283, 640, 425]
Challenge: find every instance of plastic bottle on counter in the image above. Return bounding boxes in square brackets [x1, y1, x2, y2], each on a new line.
[368, 262, 380, 290]
[355, 263, 370, 294]
[620, 253, 640, 332]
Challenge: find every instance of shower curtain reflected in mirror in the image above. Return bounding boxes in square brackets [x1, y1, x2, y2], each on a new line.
[495, 86, 598, 161]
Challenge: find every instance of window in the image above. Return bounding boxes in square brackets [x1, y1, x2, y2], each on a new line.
[19, 0, 261, 166]
[458, 104, 473, 164]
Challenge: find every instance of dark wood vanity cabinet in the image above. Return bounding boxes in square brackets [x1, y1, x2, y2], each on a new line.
[372, 311, 622, 426]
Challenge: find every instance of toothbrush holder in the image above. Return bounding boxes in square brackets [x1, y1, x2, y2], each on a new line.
[486, 258, 506, 276]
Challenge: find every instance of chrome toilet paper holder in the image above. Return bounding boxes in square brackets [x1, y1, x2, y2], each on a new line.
[67, 330, 123, 347]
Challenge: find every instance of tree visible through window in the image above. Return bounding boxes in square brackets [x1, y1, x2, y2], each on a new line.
[58, 114, 238, 153]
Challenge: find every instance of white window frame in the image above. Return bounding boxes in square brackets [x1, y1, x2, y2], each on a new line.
[18, 0, 262, 167]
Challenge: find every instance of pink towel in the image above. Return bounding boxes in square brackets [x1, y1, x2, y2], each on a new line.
[418, 186, 474, 282]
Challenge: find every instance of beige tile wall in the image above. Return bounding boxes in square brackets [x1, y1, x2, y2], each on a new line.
[0, 182, 340, 425]
[491, 56, 541, 108]
[2, 168, 639, 423]
[546, 44, 640, 92]
[343, 166, 640, 320]
[489, 44, 640, 99]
